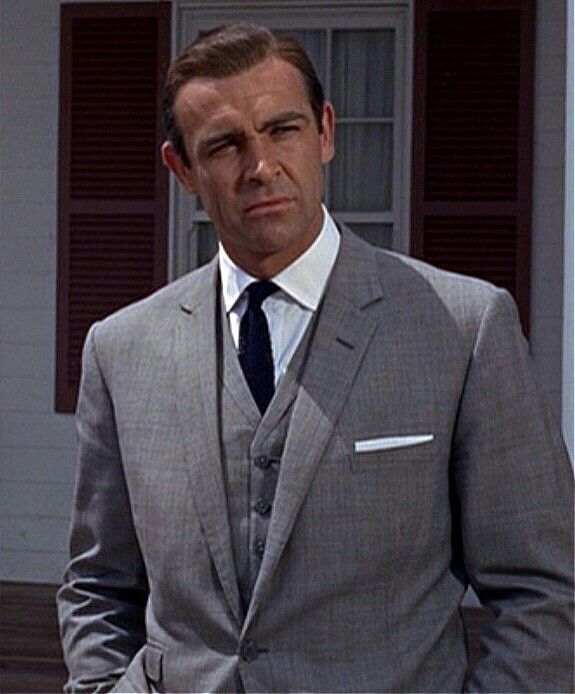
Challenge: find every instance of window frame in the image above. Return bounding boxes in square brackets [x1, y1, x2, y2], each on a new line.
[168, 0, 413, 279]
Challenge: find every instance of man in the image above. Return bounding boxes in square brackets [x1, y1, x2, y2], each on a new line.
[58, 23, 574, 693]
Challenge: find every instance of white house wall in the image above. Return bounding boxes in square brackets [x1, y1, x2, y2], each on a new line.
[1, 0, 73, 583]
[0, 0, 568, 582]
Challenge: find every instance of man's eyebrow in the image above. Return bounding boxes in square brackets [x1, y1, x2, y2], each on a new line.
[199, 128, 242, 152]
[259, 111, 310, 131]
[199, 111, 310, 152]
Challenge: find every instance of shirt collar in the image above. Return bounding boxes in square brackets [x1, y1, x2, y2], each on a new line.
[218, 205, 340, 313]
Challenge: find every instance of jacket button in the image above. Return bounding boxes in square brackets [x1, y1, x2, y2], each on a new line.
[254, 455, 270, 469]
[253, 498, 271, 515]
[240, 639, 259, 662]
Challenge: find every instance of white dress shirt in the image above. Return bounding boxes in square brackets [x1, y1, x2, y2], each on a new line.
[218, 206, 340, 386]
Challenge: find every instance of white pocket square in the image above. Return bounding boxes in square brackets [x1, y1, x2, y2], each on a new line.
[354, 434, 434, 454]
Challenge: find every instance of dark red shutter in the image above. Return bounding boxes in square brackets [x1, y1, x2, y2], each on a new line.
[56, 2, 171, 412]
[411, 0, 535, 333]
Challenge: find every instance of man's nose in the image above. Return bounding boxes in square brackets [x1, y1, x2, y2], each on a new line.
[243, 138, 279, 185]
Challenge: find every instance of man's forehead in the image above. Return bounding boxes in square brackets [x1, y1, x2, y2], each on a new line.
[174, 57, 309, 118]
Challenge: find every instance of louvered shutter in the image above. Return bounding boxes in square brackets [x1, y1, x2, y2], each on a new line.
[411, 0, 534, 333]
[56, 2, 170, 412]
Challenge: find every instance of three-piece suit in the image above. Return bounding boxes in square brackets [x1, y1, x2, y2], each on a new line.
[58, 228, 574, 692]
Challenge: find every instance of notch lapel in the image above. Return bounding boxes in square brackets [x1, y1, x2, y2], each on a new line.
[174, 260, 242, 625]
[244, 230, 384, 628]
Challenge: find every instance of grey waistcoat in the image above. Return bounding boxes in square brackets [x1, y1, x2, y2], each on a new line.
[218, 298, 317, 613]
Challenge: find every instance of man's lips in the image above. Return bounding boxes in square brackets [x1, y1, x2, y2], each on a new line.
[243, 197, 294, 215]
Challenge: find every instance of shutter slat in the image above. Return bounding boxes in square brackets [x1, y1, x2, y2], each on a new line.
[66, 213, 156, 384]
[424, 216, 518, 295]
[425, 9, 521, 202]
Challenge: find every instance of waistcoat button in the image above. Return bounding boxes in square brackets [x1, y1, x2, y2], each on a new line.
[254, 455, 270, 469]
[254, 498, 271, 515]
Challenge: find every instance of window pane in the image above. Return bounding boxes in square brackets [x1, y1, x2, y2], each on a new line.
[276, 30, 327, 85]
[330, 124, 393, 211]
[196, 222, 218, 266]
[347, 223, 393, 249]
[332, 30, 394, 117]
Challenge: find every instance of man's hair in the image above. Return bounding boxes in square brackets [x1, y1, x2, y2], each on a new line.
[162, 22, 326, 168]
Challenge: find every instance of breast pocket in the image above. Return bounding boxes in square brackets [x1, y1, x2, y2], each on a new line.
[350, 433, 435, 472]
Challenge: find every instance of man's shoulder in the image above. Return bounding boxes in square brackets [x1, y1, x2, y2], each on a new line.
[381, 246, 499, 302]
[89, 259, 216, 343]
[343, 228, 506, 316]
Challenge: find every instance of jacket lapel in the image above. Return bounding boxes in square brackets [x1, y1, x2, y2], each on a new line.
[174, 260, 242, 626]
[244, 229, 384, 627]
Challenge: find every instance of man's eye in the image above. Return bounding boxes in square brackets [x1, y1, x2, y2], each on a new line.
[272, 125, 299, 136]
[209, 140, 237, 156]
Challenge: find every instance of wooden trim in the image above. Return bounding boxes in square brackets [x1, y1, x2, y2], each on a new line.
[422, 202, 519, 216]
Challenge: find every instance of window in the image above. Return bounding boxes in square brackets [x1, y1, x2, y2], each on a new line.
[170, 2, 411, 278]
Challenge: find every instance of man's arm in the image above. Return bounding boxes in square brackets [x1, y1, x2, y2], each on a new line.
[452, 288, 574, 692]
[57, 324, 149, 693]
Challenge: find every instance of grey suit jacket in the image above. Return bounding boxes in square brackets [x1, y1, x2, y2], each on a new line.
[58, 228, 574, 693]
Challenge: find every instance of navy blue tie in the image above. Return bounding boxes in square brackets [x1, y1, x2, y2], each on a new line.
[239, 281, 278, 414]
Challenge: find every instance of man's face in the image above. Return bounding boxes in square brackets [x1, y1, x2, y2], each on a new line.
[162, 57, 335, 277]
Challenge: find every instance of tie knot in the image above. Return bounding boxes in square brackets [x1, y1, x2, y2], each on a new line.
[245, 281, 278, 309]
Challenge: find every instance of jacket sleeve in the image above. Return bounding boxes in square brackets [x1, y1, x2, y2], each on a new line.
[57, 323, 148, 693]
[452, 289, 574, 692]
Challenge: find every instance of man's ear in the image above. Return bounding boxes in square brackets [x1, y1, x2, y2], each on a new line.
[161, 141, 197, 194]
[320, 101, 335, 165]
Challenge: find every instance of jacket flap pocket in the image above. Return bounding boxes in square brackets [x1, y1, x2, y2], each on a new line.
[354, 434, 433, 454]
[144, 643, 163, 682]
